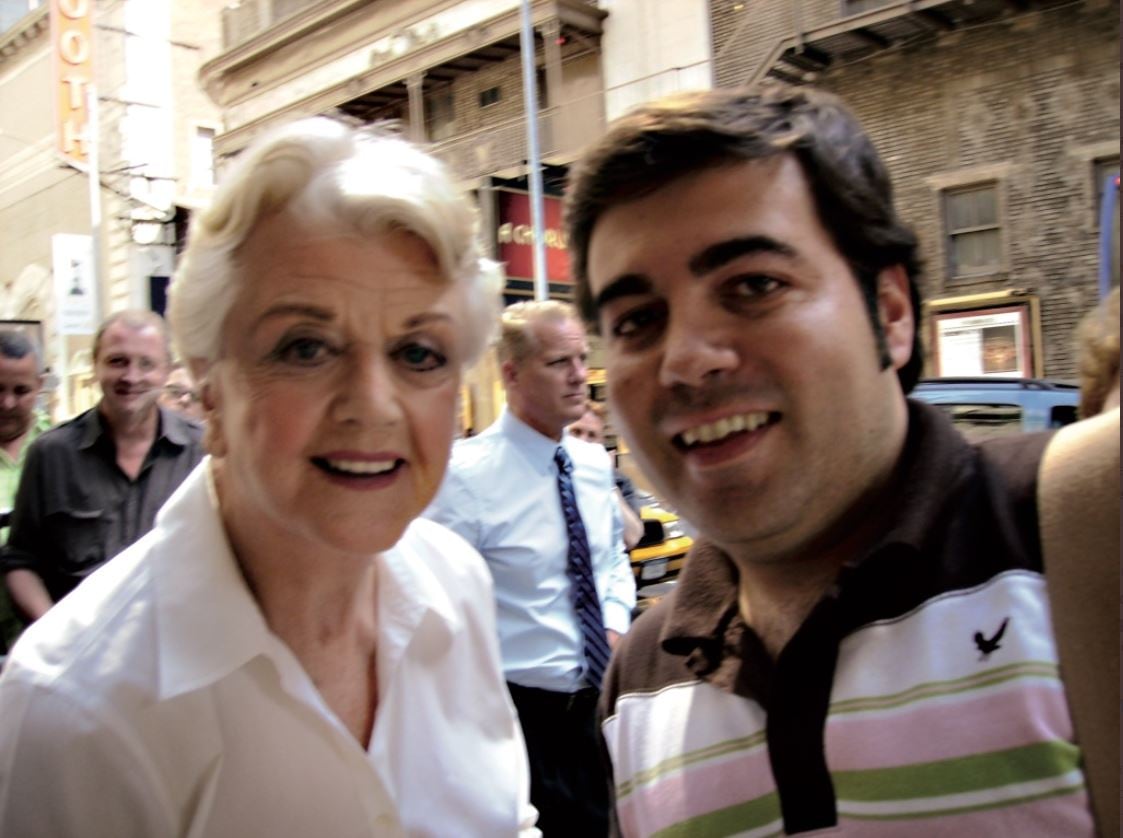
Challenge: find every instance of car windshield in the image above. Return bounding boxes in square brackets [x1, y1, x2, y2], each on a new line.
[937, 403, 1022, 442]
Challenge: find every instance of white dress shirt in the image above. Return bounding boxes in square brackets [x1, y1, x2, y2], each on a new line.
[0, 460, 537, 837]
[425, 409, 635, 693]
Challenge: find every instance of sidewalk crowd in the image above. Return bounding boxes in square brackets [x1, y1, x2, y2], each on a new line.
[0, 81, 1116, 837]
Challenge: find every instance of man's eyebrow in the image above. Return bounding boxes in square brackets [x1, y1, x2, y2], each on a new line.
[591, 236, 799, 314]
[591, 274, 652, 314]
[688, 235, 797, 276]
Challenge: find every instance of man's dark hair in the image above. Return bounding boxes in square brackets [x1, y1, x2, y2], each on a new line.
[564, 82, 924, 392]
[0, 329, 41, 370]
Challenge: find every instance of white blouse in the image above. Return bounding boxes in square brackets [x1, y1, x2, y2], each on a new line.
[0, 460, 538, 837]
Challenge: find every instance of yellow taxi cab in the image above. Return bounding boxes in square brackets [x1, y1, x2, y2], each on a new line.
[628, 495, 692, 612]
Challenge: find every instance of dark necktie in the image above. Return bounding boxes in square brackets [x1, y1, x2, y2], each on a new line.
[554, 446, 612, 689]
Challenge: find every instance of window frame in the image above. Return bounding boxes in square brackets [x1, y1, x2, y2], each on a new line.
[478, 86, 501, 109]
[1093, 156, 1119, 228]
[190, 123, 219, 190]
[942, 181, 1005, 279]
[425, 84, 457, 142]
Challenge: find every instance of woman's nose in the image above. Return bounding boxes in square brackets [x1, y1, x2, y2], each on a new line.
[333, 353, 404, 426]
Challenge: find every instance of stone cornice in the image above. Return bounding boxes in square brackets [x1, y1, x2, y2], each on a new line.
[201, 0, 396, 84]
[0, 6, 49, 66]
[200, 0, 606, 106]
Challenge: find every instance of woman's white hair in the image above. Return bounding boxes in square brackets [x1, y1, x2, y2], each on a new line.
[168, 117, 502, 367]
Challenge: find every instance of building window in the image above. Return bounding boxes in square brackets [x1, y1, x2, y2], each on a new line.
[191, 126, 216, 188]
[1093, 157, 1119, 225]
[536, 68, 548, 109]
[426, 87, 456, 142]
[479, 86, 501, 108]
[944, 183, 1003, 277]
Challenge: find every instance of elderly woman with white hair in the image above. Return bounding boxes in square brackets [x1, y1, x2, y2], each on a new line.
[0, 119, 538, 836]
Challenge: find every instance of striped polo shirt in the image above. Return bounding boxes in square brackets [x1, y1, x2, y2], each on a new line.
[599, 401, 1095, 837]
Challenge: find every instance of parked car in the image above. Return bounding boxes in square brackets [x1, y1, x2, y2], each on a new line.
[628, 492, 693, 613]
[910, 377, 1079, 441]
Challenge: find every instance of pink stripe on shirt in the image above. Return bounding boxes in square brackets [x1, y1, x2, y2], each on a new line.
[824, 681, 1074, 770]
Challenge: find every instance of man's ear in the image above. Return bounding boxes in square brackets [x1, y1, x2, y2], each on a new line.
[877, 264, 915, 373]
[500, 358, 518, 389]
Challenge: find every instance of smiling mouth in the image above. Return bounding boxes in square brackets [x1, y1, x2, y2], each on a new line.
[673, 411, 778, 450]
[313, 457, 402, 477]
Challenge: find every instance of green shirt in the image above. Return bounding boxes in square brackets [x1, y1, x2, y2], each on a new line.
[1, 411, 49, 654]
[1, 412, 50, 541]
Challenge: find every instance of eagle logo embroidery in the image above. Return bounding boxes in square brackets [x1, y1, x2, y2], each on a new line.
[974, 617, 1009, 661]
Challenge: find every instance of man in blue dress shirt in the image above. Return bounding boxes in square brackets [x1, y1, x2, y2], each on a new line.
[426, 299, 635, 835]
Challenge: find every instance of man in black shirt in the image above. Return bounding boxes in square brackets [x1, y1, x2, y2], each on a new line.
[2, 310, 203, 622]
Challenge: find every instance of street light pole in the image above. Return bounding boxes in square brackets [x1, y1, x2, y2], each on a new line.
[518, 0, 549, 301]
[86, 84, 102, 311]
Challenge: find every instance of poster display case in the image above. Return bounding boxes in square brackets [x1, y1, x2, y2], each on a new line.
[924, 291, 1043, 379]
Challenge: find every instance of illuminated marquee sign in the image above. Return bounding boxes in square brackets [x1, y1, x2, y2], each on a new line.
[495, 190, 571, 284]
[51, 0, 94, 167]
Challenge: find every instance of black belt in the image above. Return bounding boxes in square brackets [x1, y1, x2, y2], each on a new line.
[507, 682, 599, 714]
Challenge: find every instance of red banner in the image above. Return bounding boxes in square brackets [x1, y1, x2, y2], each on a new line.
[495, 190, 571, 284]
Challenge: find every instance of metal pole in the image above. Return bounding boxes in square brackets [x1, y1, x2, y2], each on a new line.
[56, 85, 103, 420]
[86, 84, 102, 316]
[518, 0, 548, 300]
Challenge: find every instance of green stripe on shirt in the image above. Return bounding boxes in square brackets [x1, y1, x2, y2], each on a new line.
[652, 791, 783, 838]
[616, 729, 769, 799]
[830, 661, 1060, 715]
[833, 740, 1083, 802]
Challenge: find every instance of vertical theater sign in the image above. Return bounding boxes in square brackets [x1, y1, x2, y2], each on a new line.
[49, 0, 99, 419]
[51, 0, 94, 168]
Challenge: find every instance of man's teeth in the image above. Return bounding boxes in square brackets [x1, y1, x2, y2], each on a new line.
[680, 412, 769, 447]
[326, 458, 396, 475]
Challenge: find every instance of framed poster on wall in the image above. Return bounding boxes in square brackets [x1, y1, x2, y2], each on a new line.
[925, 292, 1042, 379]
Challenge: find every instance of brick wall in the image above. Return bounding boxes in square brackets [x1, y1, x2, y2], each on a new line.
[709, 0, 1119, 377]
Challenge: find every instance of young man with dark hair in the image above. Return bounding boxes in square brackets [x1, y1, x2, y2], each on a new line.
[565, 82, 1115, 836]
